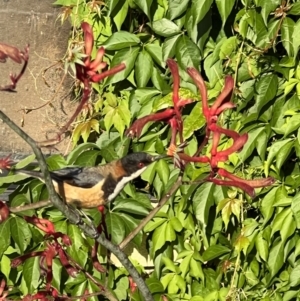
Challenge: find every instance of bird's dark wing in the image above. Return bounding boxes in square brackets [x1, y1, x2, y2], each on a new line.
[50, 167, 105, 188]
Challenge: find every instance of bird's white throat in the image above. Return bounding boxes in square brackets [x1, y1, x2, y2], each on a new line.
[107, 166, 148, 201]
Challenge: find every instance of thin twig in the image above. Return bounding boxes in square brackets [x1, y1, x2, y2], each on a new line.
[119, 174, 182, 250]
[0, 110, 154, 301]
[9, 199, 52, 213]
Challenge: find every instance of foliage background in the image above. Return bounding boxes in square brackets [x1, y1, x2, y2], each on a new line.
[2, 0, 300, 300]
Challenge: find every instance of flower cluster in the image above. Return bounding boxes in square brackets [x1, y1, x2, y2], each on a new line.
[11, 216, 75, 291]
[127, 59, 275, 197]
[0, 42, 29, 92]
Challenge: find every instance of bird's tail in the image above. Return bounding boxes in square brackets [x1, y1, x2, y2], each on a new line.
[14, 169, 45, 182]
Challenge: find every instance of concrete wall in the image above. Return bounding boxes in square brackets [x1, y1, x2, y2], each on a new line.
[0, 0, 72, 153]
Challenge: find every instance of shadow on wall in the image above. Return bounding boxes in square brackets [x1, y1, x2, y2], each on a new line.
[0, 1, 72, 153]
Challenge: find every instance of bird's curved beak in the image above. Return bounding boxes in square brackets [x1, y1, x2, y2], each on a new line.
[152, 154, 169, 161]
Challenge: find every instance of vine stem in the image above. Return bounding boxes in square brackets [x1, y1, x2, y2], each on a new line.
[0, 110, 154, 301]
[119, 174, 183, 250]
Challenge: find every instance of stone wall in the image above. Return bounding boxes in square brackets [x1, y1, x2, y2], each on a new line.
[0, 0, 72, 153]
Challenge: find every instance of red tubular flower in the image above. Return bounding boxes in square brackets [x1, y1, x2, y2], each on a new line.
[218, 168, 275, 188]
[214, 133, 248, 158]
[210, 76, 234, 115]
[186, 67, 209, 118]
[24, 216, 55, 234]
[208, 177, 256, 198]
[81, 22, 94, 58]
[0, 154, 12, 172]
[127, 108, 175, 138]
[57, 247, 78, 278]
[0, 201, 9, 223]
[177, 153, 210, 163]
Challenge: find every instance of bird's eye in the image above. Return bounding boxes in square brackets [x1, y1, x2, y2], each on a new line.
[138, 162, 145, 168]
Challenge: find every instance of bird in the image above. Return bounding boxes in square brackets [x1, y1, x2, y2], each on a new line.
[15, 152, 166, 209]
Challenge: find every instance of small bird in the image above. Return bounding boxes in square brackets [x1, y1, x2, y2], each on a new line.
[15, 152, 166, 208]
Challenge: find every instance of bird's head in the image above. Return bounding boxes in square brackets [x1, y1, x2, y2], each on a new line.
[120, 152, 166, 177]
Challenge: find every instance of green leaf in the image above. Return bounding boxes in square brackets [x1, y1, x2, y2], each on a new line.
[202, 245, 230, 261]
[108, 0, 119, 13]
[176, 35, 201, 70]
[268, 240, 284, 278]
[135, 50, 153, 87]
[259, 0, 280, 25]
[255, 74, 278, 115]
[14, 154, 36, 169]
[290, 265, 300, 287]
[67, 143, 99, 164]
[0, 219, 10, 257]
[105, 47, 140, 86]
[67, 224, 88, 267]
[113, 199, 150, 215]
[151, 67, 170, 93]
[191, 0, 213, 25]
[292, 19, 300, 59]
[215, 0, 235, 27]
[281, 17, 295, 57]
[23, 257, 40, 293]
[265, 139, 293, 175]
[271, 208, 295, 244]
[255, 232, 269, 261]
[145, 277, 164, 294]
[106, 212, 126, 244]
[150, 18, 181, 37]
[134, 0, 153, 20]
[183, 102, 206, 139]
[162, 35, 181, 61]
[156, 159, 170, 186]
[292, 193, 300, 229]
[192, 182, 215, 227]
[152, 222, 167, 254]
[162, 256, 178, 273]
[103, 31, 140, 50]
[145, 44, 163, 67]
[168, 0, 189, 20]
[289, 2, 300, 15]
[219, 36, 237, 60]
[276, 140, 294, 170]
[74, 150, 100, 167]
[239, 127, 265, 162]
[10, 216, 31, 253]
[113, 1, 129, 31]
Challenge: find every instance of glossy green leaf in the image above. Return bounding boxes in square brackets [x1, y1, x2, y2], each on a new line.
[152, 222, 167, 254]
[191, 0, 213, 25]
[113, 1, 129, 31]
[150, 18, 181, 37]
[10, 216, 31, 253]
[23, 257, 40, 293]
[168, 0, 189, 20]
[265, 139, 293, 175]
[103, 31, 140, 50]
[202, 245, 230, 261]
[215, 0, 235, 27]
[68, 224, 88, 267]
[162, 34, 181, 61]
[14, 154, 36, 169]
[255, 232, 268, 261]
[105, 47, 140, 86]
[0, 219, 10, 257]
[145, 44, 164, 67]
[192, 182, 215, 227]
[135, 50, 153, 87]
[106, 212, 126, 244]
[145, 277, 164, 293]
[134, 0, 153, 20]
[281, 17, 295, 57]
[183, 102, 206, 139]
[113, 199, 150, 215]
[268, 240, 284, 278]
[176, 35, 201, 70]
